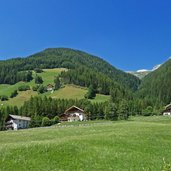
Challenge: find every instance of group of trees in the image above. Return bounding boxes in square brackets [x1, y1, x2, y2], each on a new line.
[1, 95, 158, 130]
[137, 59, 171, 106]
[31, 116, 59, 127]
[60, 67, 129, 101]
[0, 92, 164, 130]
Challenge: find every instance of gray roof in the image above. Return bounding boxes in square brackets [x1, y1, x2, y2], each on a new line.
[9, 115, 31, 121]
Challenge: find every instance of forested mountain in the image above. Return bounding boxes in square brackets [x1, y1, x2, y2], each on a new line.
[0, 48, 170, 129]
[137, 58, 171, 105]
[0, 48, 140, 91]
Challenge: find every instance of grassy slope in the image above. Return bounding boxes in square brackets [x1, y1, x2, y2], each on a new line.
[0, 69, 110, 107]
[44, 84, 110, 102]
[0, 68, 64, 97]
[0, 116, 171, 171]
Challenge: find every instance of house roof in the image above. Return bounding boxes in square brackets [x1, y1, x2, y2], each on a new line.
[65, 106, 84, 113]
[165, 103, 171, 109]
[47, 84, 54, 87]
[9, 115, 31, 121]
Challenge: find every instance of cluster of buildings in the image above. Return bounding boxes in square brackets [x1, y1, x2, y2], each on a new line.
[5, 106, 86, 130]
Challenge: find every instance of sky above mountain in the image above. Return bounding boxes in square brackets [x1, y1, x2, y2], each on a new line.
[0, 0, 171, 71]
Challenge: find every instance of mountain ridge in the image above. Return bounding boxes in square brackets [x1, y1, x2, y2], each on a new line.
[137, 58, 171, 105]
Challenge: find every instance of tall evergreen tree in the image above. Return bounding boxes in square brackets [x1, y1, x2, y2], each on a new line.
[35, 75, 43, 84]
[54, 76, 61, 90]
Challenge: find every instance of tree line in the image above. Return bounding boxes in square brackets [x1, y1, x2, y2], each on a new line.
[0, 95, 163, 130]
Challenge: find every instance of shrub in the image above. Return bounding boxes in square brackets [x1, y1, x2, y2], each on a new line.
[30, 116, 42, 128]
[41, 117, 51, 127]
[0, 95, 8, 101]
[35, 75, 43, 84]
[18, 85, 30, 91]
[10, 90, 18, 98]
[52, 116, 60, 124]
[32, 85, 40, 91]
[37, 85, 47, 94]
[34, 68, 43, 73]
[143, 106, 153, 116]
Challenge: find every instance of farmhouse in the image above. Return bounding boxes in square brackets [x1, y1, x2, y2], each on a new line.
[61, 106, 86, 122]
[47, 84, 54, 91]
[162, 104, 171, 116]
[5, 115, 31, 130]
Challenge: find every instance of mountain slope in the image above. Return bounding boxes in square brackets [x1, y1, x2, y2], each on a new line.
[29, 48, 141, 91]
[0, 48, 140, 91]
[138, 59, 171, 105]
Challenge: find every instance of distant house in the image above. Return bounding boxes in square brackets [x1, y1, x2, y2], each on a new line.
[47, 84, 54, 91]
[60, 106, 86, 122]
[5, 115, 31, 130]
[162, 104, 171, 116]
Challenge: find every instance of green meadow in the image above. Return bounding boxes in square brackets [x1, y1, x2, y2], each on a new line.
[0, 116, 171, 171]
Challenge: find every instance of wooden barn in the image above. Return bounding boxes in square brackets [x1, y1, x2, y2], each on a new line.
[5, 115, 31, 130]
[60, 106, 86, 122]
[162, 104, 171, 116]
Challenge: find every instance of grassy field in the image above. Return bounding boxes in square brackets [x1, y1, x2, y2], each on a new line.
[0, 116, 171, 171]
[44, 84, 110, 102]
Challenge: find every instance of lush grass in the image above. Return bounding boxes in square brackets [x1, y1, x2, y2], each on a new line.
[0, 116, 171, 171]
[36, 68, 67, 86]
[90, 93, 110, 103]
[0, 90, 37, 107]
[43, 84, 110, 102]
[44, 84, 87, 99]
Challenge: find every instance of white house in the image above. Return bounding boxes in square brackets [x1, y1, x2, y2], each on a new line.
[64, 106, 86, 122]
[162, 104, 171, 116]
[47, 84, 54, 91]
[5, 115, 31, 130]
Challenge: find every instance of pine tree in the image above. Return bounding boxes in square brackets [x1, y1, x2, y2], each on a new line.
[54, 76, 61, 90]
[85, 85, 96, 99]
[118, 100, 129, 120]
[35, 75, 43, 84]
[105, 103, 118, 120]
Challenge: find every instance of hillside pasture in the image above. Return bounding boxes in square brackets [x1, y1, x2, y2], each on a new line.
[0, 68, 65, 97]
[36, 68, 67, 85]
[0, 68, 110, 107]
[0, 90, 37, 107]
[0, 116, 171, 171]
[44, 84, 110, 102]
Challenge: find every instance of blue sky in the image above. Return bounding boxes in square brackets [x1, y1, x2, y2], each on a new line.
[0, 0, 171, 71]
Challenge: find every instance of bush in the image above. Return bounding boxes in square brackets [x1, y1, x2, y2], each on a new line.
[30, 116, 42, 128]
[18, 85, 30, 91]
[85, 85, 96, 99]
[10, 90, 18, 98]
[34, 68, 43, 73]
[37, 85, 47, 94]
[35, 75, 43, 84]
[41, 117, 51, 127]
[52, 116, 60, 124]
[0, 95, 8, 101]
[32, 85, 40, 91]
[143, 106, 153, 116]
